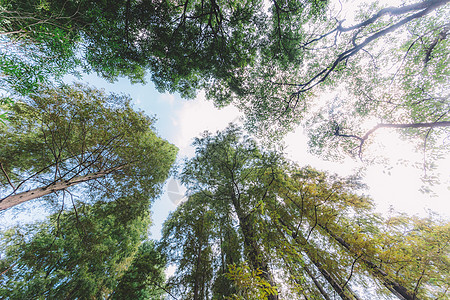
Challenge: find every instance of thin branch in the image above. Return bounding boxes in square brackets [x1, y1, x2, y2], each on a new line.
[0, 262, 17, 277]
[335, 121, 450, 158]
[306, 205, 318, 241]
[0, 162, 15, 190]
[413, 269, 426, 300]
[341, 253, 363, 289]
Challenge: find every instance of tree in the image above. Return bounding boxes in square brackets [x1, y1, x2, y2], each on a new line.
[1, 0, 327, 96]
[0, 199, 167, 299]
[161, 127, 449, 299]
[0, 83, 177, 212]
[205, 0, 449, 167]
[160, 193, 218, 300]
[270, 166, 450, 300]
[180, 125, 284, 299]
[112, 241, 167, 300]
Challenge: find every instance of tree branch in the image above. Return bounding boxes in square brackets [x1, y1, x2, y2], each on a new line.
[0, 262, 17, 277]
[287, 0, 449, 103]
[338, 0, 448, 32]
[0, 163, 130, 211]
[0, 161, 15, 190]
[342, 253, 363, 289]
[335, 121, 450, 158]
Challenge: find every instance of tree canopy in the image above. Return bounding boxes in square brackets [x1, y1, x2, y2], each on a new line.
[160, 126, 449, 300]
[0, 0, 326, 96]
[0, 83, 177, 211]
[206, 0, 449, 164]
[1, 0, 447, 163]
[0, 200, 167, 299]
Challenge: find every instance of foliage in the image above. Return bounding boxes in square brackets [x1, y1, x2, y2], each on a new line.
[225, 264, 278, 300]
[0, 83, 177, 211]
[2, 1, 448, 166]
[1, 1, 449, 298]
[112, 240, 167, 300]
[0, 84, 175, 299]
[206, 0, 450, 166]
[0, 97, 13, 124]
[272, 165, 450, 299]
[0, 0, 328, 97]
[161, 127, 449, 300]
[161, 193, 217, 300]
[0, 200, 159, 299]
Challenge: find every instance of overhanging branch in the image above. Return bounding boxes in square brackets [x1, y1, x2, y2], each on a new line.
[335, 121, 450, 158]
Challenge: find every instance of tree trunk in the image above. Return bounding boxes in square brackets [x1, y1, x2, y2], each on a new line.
[0, 165, 127, 211]
[303, 264, 332, 300]
[277, 217, 359, 300]
[318, 224, 416, 300]
[303, 243, 360, 300]
[233, 200, 278, 300]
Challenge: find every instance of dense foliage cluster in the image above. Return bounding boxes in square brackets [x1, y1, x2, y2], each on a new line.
[161, 126, 449, 299]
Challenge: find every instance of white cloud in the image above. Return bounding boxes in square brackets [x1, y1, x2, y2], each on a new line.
[165, 264, 177, 278]
[172, 91, 242, 158]
[158, 93, 176, 106]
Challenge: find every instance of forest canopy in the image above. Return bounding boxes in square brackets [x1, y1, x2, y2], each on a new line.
[1, 0, 448, 163]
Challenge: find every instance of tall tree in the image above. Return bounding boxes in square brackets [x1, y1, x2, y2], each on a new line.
[268, 166, 450, 299]
[0, 83, 177, 211]
[161, 127, 449, 299]
[161, 193, 218, 300]
[0, 199, 167, 299]
[206, 0, 449, 166]
[180, 125, 284, 299]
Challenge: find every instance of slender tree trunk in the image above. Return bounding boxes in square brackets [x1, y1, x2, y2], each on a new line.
[303, 264, 332, 300]
[277, 217, 359, 300]
[240, 214, 278, 300]
[193, 216, 206, 300]
[0, 165, 127, 211]
[318, 224, 416, 300]
[233, 199, 278, 300]
[303, 244, 359, 300]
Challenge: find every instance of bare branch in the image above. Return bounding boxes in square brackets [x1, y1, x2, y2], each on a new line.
[342, 253, 363, 289]
[338, 0, 448, 32]
[335, 121, 450, 158]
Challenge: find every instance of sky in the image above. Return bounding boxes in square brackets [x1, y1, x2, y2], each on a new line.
[1, 0, 449, 239]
